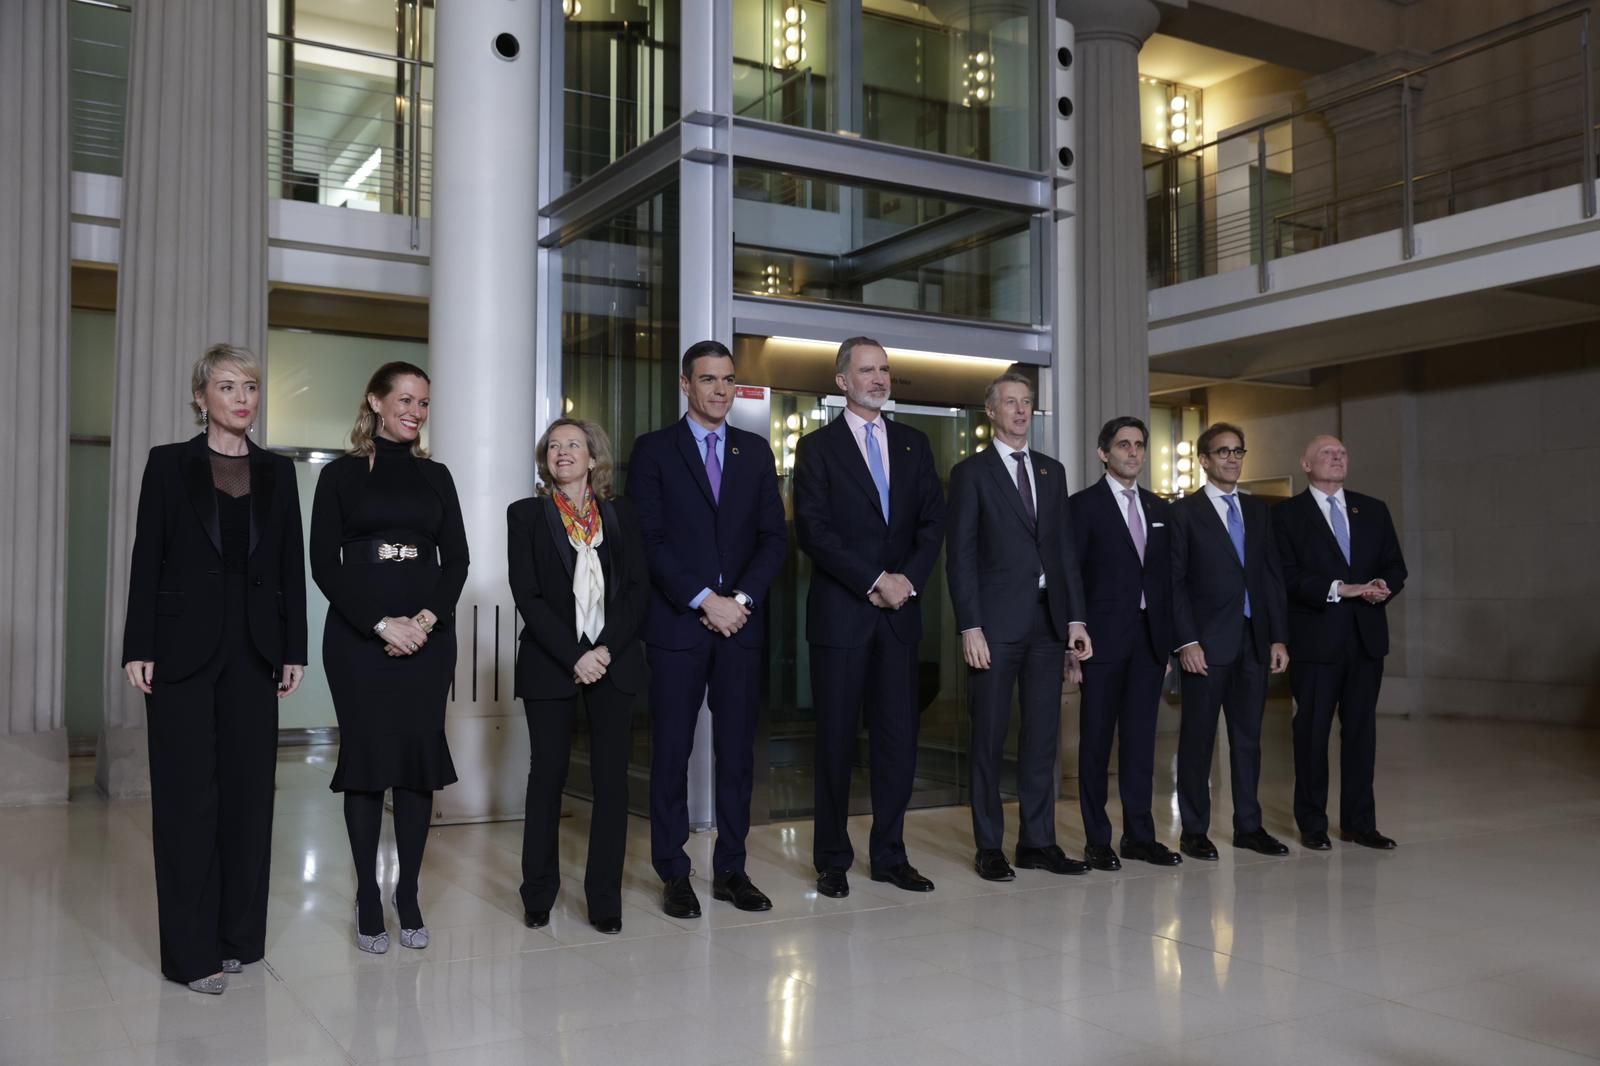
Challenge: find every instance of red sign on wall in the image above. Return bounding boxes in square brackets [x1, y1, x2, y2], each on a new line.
[735, 386, 767, 399]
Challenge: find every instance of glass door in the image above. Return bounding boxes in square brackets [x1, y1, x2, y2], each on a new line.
[762, 391, 982, 821]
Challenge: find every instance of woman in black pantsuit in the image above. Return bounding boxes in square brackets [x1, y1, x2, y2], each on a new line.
[122, 344, 307, 994]
[508, 419, 648, 934]
[309, 361, 467, 954]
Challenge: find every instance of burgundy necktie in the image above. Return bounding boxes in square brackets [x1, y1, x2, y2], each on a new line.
[1012, 452, 1036, 528]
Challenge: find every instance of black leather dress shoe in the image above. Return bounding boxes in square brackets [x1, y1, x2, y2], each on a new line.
[1340, 829, 1397, 850]
[524, 909, 550, 929]
[590, 915, 622, 935]
[1120, 837, 1182, 866]
[712, 872, 773, 912]
[870, 863, 935, 892]
[661, 876, 702, 919]
[1084, 844, 1122, 871]
[1301, 830, 1333, 851]
[1015, 844, 1090, 875]
[1180, 833, 1219, 861]
[1233, 828, 1290, 856]
[816, 869, 850, 898]
[974, 849, 1015, 881]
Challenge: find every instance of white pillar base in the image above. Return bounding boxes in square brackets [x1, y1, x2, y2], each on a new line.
[433, 714, 532, 824]
[95, 725, 150, 799]
[0, 731, 70, 805]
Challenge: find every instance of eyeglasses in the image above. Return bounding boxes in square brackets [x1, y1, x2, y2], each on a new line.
[1207, 447, 1248, 459]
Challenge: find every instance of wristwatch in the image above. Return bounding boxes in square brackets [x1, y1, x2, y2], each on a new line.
[373, 619, 388, 634]
[731, 590, 753, 609]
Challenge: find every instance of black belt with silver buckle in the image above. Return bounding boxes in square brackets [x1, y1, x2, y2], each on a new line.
[346, 537, 436, 563]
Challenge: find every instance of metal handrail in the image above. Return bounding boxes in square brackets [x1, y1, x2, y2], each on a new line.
[267, 31, 432, 69]
[1147, 3, 1598, 290]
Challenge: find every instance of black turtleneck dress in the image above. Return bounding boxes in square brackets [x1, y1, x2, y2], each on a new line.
[309, 437, 469, 792]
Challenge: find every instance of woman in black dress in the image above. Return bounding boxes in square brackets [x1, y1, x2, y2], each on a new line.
[507, 419, 648, 934]
[310, 361, 467, 953]
[121, 343, 307, 994]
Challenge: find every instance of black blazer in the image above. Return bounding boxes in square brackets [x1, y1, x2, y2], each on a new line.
[1070, 477, 1174, 662]
[627, 417, 788, 651]
[946, 444, 1087, 644]
[794, 415, 946, 648]
[1170, 489, 1288, 664]
[1273, 489, 1407, 662]
[506, 495, 649, 699]
[122, 433, 308, 681]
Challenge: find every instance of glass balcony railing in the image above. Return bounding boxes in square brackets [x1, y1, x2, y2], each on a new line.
[1145, 1, 1600, 291]
[67, 0, 434, 221]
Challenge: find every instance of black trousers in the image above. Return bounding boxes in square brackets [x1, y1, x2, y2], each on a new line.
[968, 598, 1065, 852]
[810, 613, 919, 874]
[1078, 640, 1166, 848]
[521, 682, 634, 920]
[1176, 622, 1267, 836]
[647, 637, 760, 880]
[145, 576, 278, 983]
[1290, 647, 1383, 835]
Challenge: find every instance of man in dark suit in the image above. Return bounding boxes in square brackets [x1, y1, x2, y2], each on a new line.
[1273, 435, 1407, 851]
[794, 337, 947, 899]
[627, 340, 788, 919]
[1069, 416, 1183, 870]
[1171, 422, 1291, 861]
[947, 372, 1093, 882]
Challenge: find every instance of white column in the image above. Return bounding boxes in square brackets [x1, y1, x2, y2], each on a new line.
[1058, 0, 1159, 487]
[428, 0, 539, 823]
[0, 0, 71, 804]
[100, 0, 268, 797]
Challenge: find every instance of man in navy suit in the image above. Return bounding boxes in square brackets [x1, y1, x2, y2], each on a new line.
[627, 340, 788, 918]
[1170, 422, 1291, 861]
[1068, 417, 1183, 870]
[794, 337, 947, 899]
[947, 372, 1094, 882]
[1273, 435, 1407, 851]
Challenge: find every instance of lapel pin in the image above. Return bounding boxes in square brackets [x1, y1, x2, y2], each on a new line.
[731, 446, 740, 455]
[1350, 506, 1359, 515]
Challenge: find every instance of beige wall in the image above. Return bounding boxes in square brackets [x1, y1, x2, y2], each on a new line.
[1198, 321, 1600, 725]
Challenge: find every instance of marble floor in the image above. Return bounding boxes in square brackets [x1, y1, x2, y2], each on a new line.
[4, 713, 1600, 1065]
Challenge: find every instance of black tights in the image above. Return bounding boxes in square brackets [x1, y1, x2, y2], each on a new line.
[344, 788, 433, 934]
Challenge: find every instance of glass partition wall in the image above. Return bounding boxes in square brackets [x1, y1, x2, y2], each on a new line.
[540, 2, 1057, 822]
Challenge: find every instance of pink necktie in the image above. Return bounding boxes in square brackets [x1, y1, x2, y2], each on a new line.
[1123, 488, 1145, 561]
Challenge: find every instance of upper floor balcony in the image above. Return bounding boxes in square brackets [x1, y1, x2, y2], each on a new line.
[1143, 1, 1600, 394]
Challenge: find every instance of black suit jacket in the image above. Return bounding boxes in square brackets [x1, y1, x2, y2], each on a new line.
[122, 433, 308, 680]
[794, 415, 946, 648]
[1070, 477, 1174, 662]
[627, 417, 788, 651]
[507, 495, 649, 698]
[1170, 489, 1288, 664]
[946, 444, 1087, 644]
[1273, 489, 1407, 662]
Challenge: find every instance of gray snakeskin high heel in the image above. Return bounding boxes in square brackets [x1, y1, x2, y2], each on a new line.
[354, 903, 389, 954]
[187, 973, 226, 994]
[392, 893, 428, 949]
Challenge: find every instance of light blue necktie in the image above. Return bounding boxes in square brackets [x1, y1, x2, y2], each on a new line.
[1328, 494, 1351, 565]
[864, 422, 889, 521]
[1224, 494, 1252, 618]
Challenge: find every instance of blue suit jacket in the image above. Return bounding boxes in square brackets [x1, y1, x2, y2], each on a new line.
[627, 416, 788, 650]
[1070, 477, 1174, 663]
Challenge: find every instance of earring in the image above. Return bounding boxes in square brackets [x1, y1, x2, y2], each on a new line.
[248, 422, 256, 435]
[200, 409, 208, 427]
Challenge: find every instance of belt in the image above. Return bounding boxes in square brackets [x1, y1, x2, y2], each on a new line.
[345, 537, 436, 564]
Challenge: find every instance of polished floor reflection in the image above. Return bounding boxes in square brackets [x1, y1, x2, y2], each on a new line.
[4, 711, 1600, 1065]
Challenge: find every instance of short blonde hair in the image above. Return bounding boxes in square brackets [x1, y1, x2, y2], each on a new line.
[535, 419, 616, 500]
[190, 343, 261, 424]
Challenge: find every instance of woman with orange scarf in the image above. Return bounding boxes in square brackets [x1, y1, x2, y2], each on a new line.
[506, 419, 649, 934]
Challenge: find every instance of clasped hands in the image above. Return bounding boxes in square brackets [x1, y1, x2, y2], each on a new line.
[699, 593, 749, 638]
[573, 645, 611, 685]
[380, 610, 438, 657]
[868, 573, 915, 611]
[1339, 577, 1393, 604]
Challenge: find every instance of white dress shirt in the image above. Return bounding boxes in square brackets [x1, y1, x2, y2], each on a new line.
[991, 436, 1045, 590]
[1308, 484, 1350, 603]
[840, 408, 905, 598]
[1105, 474, 1146, 608]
